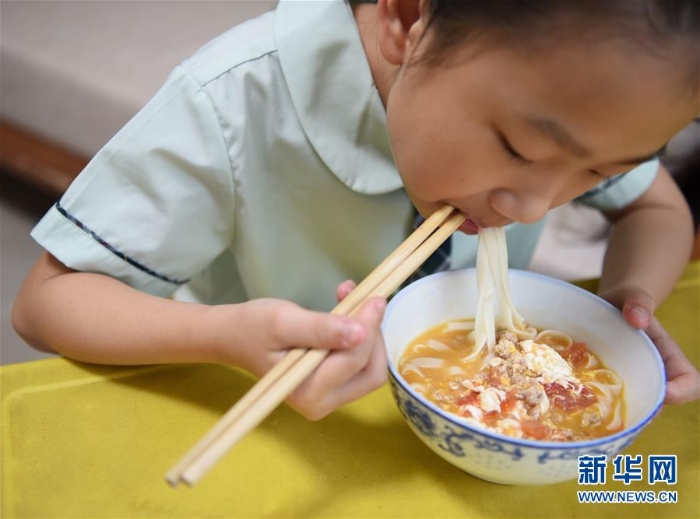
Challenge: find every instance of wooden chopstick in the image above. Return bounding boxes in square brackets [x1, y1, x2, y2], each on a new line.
[167, 206, 465, 486]
[165, 205, 454, 486]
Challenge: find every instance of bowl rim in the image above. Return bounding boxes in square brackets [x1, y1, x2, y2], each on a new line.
[384, 267, 667, 450]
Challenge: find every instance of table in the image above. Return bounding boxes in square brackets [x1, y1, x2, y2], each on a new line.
[2, 262, 698, 518]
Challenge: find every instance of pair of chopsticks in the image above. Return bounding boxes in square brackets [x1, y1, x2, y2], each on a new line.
[166, 205, 465, 486]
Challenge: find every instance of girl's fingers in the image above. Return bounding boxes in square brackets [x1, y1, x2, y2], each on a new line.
[336, 280, 357, 303]
[622, 294, 655, 329]
[270, 301, 366, 352]
[290, 339, 388, 421]
[644, 315, 671, 347]
[666, 372, 700, 405]
[600, 286, 655, 329]
[315, 297, 386, 385]
[645, 316, 700, 404]
[288, 297, 387, 419]
[600, 289, 699, 403]
[319, 337, 388, 414]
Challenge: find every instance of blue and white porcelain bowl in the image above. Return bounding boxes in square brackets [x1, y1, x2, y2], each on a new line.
[382, 268, 666, 485]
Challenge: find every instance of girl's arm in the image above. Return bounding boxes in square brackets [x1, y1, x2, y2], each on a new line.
[598, 165, 700, 404]
[599, 166, 693, 305]
[13, 252, 388, 419]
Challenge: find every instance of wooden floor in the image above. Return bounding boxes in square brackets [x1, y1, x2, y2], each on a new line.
[0, 119, 87, 197]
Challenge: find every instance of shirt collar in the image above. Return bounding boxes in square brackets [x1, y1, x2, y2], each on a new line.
[274, 0, 403, 195]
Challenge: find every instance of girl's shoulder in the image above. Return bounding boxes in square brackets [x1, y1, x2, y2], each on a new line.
[180, 9, 278, 88]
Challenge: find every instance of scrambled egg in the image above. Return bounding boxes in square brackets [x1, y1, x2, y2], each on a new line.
[458, 333, 586, 438]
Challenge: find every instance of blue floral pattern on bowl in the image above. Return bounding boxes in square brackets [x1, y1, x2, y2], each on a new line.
[389, 372, 648, 485]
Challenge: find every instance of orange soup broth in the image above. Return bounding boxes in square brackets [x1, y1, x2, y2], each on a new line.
[398, 319, 626, 442]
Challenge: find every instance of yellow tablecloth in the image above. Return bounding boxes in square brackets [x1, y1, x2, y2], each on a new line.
[2, 263, 698, 519]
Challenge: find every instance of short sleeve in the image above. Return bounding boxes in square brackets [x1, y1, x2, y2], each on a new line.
[575, 159, 658, 211]
[31, 66, 236, 297]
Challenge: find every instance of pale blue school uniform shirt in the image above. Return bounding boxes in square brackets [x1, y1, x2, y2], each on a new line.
[31, 0, 658, 311]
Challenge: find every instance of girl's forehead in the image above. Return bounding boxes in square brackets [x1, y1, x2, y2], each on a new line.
[489, 43, 691, 123]
[417, 41, 698, 157]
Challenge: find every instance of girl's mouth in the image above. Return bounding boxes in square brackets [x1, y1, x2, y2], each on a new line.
[458, 218, 480, 235]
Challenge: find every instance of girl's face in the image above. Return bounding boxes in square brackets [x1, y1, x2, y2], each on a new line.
[384, 36, 697, 233]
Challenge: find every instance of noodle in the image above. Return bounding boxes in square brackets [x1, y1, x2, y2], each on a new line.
[471, 228, 534, 356]
[593, 369, 623, 395]
[608, 402, 623, 431]
[535, 330, 574, 350]
[427, 339, 453, 351]
[399, 321, 626, 441]
[445, 320, 475, 332]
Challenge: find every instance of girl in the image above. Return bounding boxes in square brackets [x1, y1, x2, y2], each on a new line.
[13, 0, 700, 419]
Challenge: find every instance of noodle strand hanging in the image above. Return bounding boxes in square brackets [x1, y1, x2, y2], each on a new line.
[471, 228, 533, 356]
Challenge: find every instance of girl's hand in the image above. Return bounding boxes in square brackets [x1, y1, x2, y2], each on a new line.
[215, 280, 388, 420]
[599, 286, 700, 404]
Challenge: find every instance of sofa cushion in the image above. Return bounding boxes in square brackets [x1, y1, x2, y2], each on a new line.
[1, 0, 276, 157]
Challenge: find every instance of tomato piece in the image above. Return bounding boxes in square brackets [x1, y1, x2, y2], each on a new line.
[482, 410, 499, 424]
[521, 419, 552, 440]
[456, 391, 479, 407]
[500, 391, 518, 414]
[544, 383, 597, 411]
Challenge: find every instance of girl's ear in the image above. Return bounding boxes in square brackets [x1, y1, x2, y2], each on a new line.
[376, 0, 431, 65]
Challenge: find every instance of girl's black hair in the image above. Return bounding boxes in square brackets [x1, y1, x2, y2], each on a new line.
[421, 0, 700, 92]
[424, 0, 700, 51]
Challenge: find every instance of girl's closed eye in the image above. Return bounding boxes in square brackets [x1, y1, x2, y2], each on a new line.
[497, 129, 612, 182]
[497, 132, 534, 167]
[588, 169, 608, 181]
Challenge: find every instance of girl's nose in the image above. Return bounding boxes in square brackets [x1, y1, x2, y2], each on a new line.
[489, 188, 555, 225]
